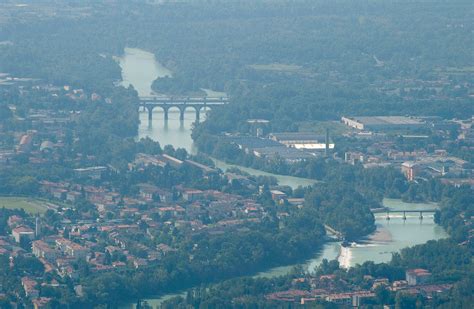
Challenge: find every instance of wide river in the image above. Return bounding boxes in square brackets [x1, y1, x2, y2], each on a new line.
[116, 48, 447, 308]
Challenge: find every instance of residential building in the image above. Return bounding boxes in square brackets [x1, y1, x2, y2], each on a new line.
[183, 189, 203, 202]
[270, 190, 287, 202]
[55, 238, 89, 259]
[21, 277, 39, 299]
[73, 166, 107, 179]
[406, 269, 432, 285]
[12, 226, 35, 243]
[401, 162, 420, 181]
[32, 240, 57, 261]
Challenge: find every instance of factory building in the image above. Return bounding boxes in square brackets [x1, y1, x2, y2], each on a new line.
[341, 116, 426, 131]
[269, 132, 335, 150]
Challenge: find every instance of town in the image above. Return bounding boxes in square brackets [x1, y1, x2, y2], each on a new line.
[0, 81, 313, 308]
[209, 114, 473, 188]
[0, 73, 472, 308]
[264, 268, 452, 307]
[0, 1, 473, 308]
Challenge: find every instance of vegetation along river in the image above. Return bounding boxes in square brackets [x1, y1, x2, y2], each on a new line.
[115, 48, 447, 308]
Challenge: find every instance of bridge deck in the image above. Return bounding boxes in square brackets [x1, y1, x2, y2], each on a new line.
[372, 209, 438, 213]
[139, 96, 229, 105]
[140, 96, 229, 99]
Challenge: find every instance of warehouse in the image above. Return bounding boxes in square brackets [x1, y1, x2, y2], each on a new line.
[341, 116, 425, 131]
[269, 132, 334, 150]
[253, 146, 316, 163]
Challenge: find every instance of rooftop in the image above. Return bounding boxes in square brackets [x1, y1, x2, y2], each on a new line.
[350, 116, 424, 126]
[225, 136, 282, 149]
[270, 132, 326, 142]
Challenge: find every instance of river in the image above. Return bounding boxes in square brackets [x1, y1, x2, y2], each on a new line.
[115, 48, 447, 308]
[252, 198, 447, 277]
[116, 48, 316, 187]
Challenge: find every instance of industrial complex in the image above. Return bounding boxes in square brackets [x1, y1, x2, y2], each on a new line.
[341, 116, 426, 131]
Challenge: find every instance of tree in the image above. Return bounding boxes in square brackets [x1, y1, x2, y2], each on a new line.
[375, 285, 391, 305]
[0, 104, 12, 120]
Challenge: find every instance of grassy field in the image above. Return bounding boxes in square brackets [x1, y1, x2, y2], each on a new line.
[0, 197, 51, 214]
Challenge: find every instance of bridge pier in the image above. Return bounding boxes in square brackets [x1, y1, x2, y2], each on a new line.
[195, 108, 200, 123]
[374, 209, 436, 221]
[146, 106, 154, 122]
[199, 104, 211, 123]
[163, 106, 169, 122]
[179, 106, 185, 121]
[139, 97, 223, 123]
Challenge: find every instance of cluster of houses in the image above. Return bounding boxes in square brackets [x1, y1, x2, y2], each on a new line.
[19, 275, 79, 308]
[38, 176, 267, 222]
[0, 178, 274, 307]
[264, 269, 451, 306]
[0, 126, 291, 308]
[341, 116, 474, 187]
[0, 128, 65, 167]
[0, 106, 72, 167]
[4, 176, 272, 293]
[0, 82, 112, 169]
[220, 114, 473, 190]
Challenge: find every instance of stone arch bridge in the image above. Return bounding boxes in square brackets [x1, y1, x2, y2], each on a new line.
[138, 96, 229, 123]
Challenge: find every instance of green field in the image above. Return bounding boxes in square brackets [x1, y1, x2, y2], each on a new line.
[0, 197, 51, 214]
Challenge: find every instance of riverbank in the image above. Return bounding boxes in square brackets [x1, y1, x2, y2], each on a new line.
[116, 47, 448, 309]
[122, 198, 447, 307]
[340, 199, 447, 267]
[122, 47, 448, 270]
[115, 47, 172, 97]
[212, 158, 317, 189]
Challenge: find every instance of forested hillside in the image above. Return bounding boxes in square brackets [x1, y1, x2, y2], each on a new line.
[1, 1, 472, 126]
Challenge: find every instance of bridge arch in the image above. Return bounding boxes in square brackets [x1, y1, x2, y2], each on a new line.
[198, 105, 212, 122]
[155, 105, 199, 122]
[141, 104, 172, 122]
[186, 105, 209, 122]
[138, 96, 228, 124]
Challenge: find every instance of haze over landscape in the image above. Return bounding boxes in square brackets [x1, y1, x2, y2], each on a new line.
[0, 1, 472, 308]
